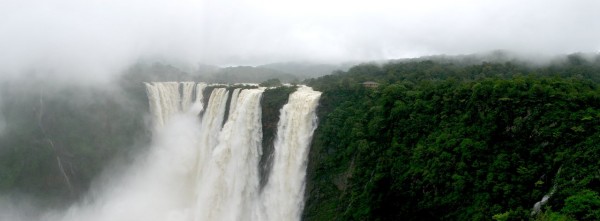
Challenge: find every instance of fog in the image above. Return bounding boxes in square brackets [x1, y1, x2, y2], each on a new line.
[53, 114, 203, 221]
[1, 0, 599, 83]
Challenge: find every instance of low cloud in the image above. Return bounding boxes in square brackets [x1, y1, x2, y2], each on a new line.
[1, 0, 599, 83]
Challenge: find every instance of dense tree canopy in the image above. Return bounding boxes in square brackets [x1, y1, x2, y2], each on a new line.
[304, 54, 600, 220]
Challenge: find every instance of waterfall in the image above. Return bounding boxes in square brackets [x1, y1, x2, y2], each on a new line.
[189, 83, 207, 115]
[145, 82, 179, 128]
[258, 86, 322, 221]
[228, 88, 242, 119]
[56, 82, 321, 221]
[180, 82, 196, 112]
[145, 82, 206, 128]
[194, 88, 264, 221]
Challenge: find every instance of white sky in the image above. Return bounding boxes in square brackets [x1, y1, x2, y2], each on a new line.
[1, 0, 599, 82]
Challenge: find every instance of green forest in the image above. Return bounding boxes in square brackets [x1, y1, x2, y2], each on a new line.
[303, 54, 600, 220]
[0, 54, 599, 220]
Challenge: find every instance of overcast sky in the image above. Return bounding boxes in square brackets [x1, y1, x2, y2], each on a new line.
[1, 0, 599, 82]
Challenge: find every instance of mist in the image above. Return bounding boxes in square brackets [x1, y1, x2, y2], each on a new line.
[0, 112, 202, 221]
[54, 114, 202, 221]
[1, 0, 600, 84]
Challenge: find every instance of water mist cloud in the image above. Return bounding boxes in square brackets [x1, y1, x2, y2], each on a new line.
[1, 0, 599, 83]
[41, 113, 202, 221]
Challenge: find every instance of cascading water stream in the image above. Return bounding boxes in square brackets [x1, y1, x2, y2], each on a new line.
[194, 88, 229, 187]
[258, 86, 322, 221]
[180, 82, 196, 112]
[145, 82, 180, 128]
[189, 83, 207, 115]
[531, 167, 562, 216]
[228, 88, 241, 118]
[194, 88, 264, 221]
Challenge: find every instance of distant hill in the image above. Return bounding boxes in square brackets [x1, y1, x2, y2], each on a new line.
[204, 66, 298, 83]
[122, 62, 198, 82]
[120, 61, 358, 85]
[259, 62, 355, 79]
[121, 63, 295, 84]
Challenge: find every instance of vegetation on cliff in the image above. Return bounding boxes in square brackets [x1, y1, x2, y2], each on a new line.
[304, 54, 600, 220]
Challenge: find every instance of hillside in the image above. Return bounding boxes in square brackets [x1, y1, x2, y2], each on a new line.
[204, 66, 298, 83]
[259, 62, 355, 79]
[303, 53, 600, 220]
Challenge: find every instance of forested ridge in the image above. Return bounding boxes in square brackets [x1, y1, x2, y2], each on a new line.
[303, 54, 600, 220]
